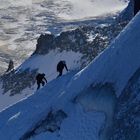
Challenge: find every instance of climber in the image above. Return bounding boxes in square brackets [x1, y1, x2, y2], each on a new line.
[57, 60, 68, 77]
[36, 73, 47, 90]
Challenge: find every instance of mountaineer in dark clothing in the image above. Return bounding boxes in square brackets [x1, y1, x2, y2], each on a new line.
[57, 60, 68, 77]
[36, 73, 47, 90]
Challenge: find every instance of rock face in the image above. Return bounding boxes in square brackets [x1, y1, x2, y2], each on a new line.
[33, 34, 55, 55]
[134, 0, 140, 15]
[1, 68, 38, 96]
[34, 21, 128, 67]
[110, 68, 140, 140]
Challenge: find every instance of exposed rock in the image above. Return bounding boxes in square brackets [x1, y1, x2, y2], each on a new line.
[33, 34, 55, 55]
[33, 21, 128, 67]
[1, 68, 38, 96]
[20, 109, 67, 140]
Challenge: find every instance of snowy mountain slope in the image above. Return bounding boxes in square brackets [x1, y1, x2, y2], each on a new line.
[0, 19, 128, 111]
[0, 10, 140, 140]
[20, 50, 82, 81]
[0, 50, 81, 111]
[0, 69, 106, 140]
[0, 0, 128, 73]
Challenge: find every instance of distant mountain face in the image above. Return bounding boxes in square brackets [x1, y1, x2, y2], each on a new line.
[0, 0, 128, 74]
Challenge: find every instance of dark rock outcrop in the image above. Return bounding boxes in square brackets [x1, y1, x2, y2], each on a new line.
[33, 34, 55, 55]
[1, 68, 38, 96]
[33, 21, 128, 67]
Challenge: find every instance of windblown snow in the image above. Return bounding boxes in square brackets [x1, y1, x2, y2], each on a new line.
[0, 9, 140, 140]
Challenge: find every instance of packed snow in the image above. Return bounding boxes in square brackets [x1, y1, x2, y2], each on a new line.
[0, 49, 82, 111]
[19, 49, 82, 81]
[0, 71, 106, 140]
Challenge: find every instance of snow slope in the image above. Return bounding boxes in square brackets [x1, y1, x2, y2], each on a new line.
[0, 9, 140, 140]
[0, 49, 82, 111]
[0, 72, 106, 140]
[19, 49, 82, 81]
[0, 18, 128, 111]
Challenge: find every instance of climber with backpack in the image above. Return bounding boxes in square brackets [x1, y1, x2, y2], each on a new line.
[36, 73, 47, 90]
[57, 60, 68, 77]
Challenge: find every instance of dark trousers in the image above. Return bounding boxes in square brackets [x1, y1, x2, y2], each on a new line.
[37, 81, 45, 90]
[57, 70, 63, 77]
